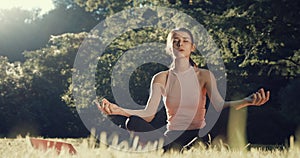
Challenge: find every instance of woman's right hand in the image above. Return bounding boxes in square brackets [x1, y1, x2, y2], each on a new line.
[94, 98, 125, 115]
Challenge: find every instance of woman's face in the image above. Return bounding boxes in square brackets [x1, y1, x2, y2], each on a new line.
[171, 31, 195, 58]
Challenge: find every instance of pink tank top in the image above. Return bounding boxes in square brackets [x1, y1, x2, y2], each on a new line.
[162, 66, 207, 131]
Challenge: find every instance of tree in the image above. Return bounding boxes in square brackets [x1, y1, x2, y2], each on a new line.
[0, 0, 298, 144]
[0, 32, 90, 137]
[69, 0, 299, 144]
[0, 1, 98, 62]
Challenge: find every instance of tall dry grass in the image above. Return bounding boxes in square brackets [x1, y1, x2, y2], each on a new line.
[0, 133, 299, 158]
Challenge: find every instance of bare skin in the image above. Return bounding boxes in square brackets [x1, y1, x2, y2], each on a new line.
[95, 30, 270, 122]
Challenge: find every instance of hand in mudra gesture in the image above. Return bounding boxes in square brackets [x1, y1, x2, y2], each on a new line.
[94, 98, 124, 115]
[236, 88, 270, 110]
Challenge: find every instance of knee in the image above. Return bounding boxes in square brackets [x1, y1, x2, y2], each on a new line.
[125, 115, 143, 131]
[107, 115, 128, 129]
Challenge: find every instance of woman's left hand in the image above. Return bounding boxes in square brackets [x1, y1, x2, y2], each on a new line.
[236, 88, 270, 110]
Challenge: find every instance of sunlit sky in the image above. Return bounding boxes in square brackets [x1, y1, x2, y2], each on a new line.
[0, 0, 55, 14]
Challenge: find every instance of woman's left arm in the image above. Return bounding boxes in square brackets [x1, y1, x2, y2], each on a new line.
[205, 70, 270, 111]
[226, 88, 270, 110]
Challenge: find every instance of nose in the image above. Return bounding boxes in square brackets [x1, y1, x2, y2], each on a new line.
[176, 40, 182, 47]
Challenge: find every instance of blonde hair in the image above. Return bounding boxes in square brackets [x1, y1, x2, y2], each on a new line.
[165, 28, 197, 68]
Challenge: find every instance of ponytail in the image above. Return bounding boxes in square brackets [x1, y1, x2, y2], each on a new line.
[189, 57, 197, 67]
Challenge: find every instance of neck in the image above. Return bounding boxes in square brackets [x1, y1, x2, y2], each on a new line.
[173, 57, 190, 72]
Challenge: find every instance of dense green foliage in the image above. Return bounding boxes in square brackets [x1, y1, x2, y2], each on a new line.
[0, 0, 299, 146]
[0, 33, 90, 137]
[0, 1, 98, 61]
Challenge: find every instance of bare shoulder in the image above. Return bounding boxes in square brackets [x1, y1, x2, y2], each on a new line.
[152, 70, 169, 85]
[194, 67, 211, 77]
[194, 67, 216, 84]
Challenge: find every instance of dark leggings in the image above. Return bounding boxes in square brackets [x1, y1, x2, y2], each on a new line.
[108, 115, 209, 152]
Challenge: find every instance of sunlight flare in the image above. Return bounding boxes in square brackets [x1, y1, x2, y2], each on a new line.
[0, 0, 54, 14]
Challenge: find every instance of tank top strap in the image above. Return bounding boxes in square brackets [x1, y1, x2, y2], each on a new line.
[163, 69, 170, 96]
[192, 66, 199, 74]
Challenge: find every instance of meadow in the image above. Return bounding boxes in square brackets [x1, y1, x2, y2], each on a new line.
[1, 134, 299, 158]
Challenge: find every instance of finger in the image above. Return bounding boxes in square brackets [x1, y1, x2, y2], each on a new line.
[98, 105, 109, 115]
[256, 92, 262, 105]
[104, 103, 112, 115]
[260, 88, 266, 100]
[102, 99, 110, 109]
[252, 93, 257, 105]
[101, 101, 109, 113]
[266, 91, 270, 101]
[101, 98, 109, 105]
[249, 93, 255, 102]
[94, 99, 105, 113]
[97, 103, 109, 115]
[93, 99, 100, 106]
[260, 89, 268, 104]
[262, 91, 270, 104]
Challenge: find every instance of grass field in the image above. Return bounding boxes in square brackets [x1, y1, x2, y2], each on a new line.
[0, 134, 299, 158]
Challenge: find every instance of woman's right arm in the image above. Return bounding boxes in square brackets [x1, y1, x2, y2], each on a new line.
[96, 72, 165, 122]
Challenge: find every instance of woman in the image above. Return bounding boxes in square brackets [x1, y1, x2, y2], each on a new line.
[95, 28, 270, 151]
